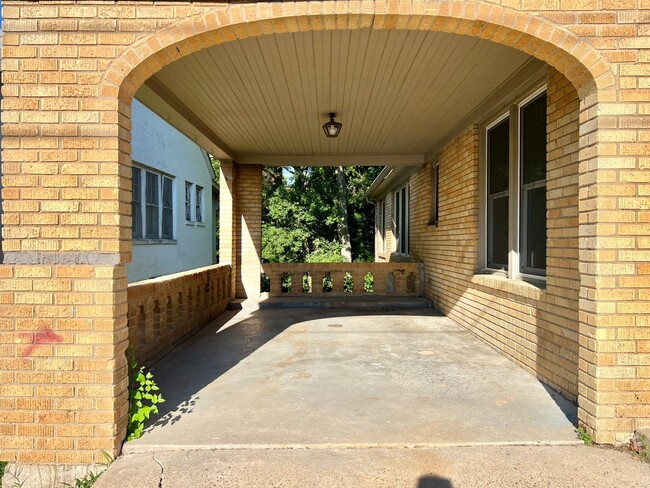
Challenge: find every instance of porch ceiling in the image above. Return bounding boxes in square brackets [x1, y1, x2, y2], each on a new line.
[137, 28, 533, 165]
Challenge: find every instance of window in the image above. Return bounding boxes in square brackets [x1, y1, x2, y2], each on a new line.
[132, 167, 143, 239]
[195, 186, 203, 224]
[132, 164, 174, 240]
[520, 92, 547, 276]
[394, 185, 409, 256]
[378, 200, 386, 253]
[483, 87, 547, 279]
[431, 162, 440, 226]
[487, 116, 509, 270]
[185, 182, 192, 221]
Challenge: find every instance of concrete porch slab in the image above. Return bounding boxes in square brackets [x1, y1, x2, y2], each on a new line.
[124, 308, 579, 453]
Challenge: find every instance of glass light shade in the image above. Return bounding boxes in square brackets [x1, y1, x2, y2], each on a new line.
[322, 113, 342, 138]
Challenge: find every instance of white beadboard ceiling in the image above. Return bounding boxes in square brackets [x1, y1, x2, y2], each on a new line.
[139, 28, 533, 164]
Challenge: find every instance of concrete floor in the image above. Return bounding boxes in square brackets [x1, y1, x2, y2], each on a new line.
[94, 307, 650, 487]
[125, 307, 579, 452]
[96, 445, 650, 488]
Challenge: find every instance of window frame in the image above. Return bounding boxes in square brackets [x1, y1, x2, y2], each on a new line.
[185, 181, 193, 222]
[430, 162, 440, 227]
[195, 185, 204, 224]
[132, 162, 176, 242]
[394, 184, 410, 257]
[479, 84, 547, 283]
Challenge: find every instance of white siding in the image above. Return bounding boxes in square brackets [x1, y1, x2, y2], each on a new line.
[127, 99, 216, 283]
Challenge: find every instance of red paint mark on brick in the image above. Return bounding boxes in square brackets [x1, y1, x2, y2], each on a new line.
[21, 327, 63, 357]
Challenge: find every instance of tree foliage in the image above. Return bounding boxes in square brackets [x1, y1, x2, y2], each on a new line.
[262, 166, 382, 263]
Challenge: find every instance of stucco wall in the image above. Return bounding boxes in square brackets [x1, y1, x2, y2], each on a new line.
[127, 100, 216, 283]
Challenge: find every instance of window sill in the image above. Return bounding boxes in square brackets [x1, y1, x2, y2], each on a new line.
[471, 273, 545, 301]
[185, 220, 195, 226]
[133, 239, 177, 245]
[195, 222, 205, 227]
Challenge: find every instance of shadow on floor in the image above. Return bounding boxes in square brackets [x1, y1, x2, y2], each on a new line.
[418, 475, 453, 488]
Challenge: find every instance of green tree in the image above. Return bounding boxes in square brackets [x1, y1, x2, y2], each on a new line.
[261, 165, 382, 263]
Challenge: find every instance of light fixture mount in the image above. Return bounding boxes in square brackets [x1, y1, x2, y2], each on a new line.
[322, 112, 342, 138]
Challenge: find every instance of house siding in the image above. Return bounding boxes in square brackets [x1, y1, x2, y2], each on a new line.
[127, 100, 216, 283]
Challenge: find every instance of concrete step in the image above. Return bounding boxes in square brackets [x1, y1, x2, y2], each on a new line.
[229, 295, 432, 311]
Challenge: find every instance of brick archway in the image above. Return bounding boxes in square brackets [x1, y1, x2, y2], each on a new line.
[103, 0, 616, 445]
[2, 0, 642, 469]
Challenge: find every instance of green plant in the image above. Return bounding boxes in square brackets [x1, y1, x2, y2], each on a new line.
[127, 355, 165, 441]
[61, 471, 103, 488]
[2, 464, 27, 488]
[639, 434, 649, 461]
[577, 427, 593, 446]
[61, 451, 114, 488]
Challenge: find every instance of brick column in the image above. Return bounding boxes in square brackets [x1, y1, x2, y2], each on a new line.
[235, 164, 262, 299]
[219, 162, 261, 299]
[219, 161, 238, 301]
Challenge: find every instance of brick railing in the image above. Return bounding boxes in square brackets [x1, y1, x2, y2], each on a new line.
[127, 264, 231, 365]
[261, 262, 423, 297]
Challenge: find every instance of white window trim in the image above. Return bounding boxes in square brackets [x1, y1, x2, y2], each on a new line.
[479, 84, 547, 284]
[185, 181, 194, 224]
[195, 185, 204, 225]
[132, 162, 176, 242]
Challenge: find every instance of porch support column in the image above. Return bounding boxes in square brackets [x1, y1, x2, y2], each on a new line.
[219, 160, 238, 301]
[219, 162, 262, 299]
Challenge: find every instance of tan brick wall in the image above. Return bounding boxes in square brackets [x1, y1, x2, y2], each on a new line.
[126, 264, 231, 367]
[0, 0, 647, 462]
[0, 264, 127, 464]
[408, 69, 582, 403]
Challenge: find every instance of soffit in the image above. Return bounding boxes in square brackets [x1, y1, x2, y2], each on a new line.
[141, 28, 532, 164]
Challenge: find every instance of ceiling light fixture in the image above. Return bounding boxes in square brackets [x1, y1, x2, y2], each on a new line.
[322, 112, 342, 138]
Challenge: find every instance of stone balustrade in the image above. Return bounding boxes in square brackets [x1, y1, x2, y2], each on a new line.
[127, 264, 231, 366]
[261, 262, 423, 297]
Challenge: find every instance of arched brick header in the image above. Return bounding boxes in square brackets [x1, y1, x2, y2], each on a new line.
[100, 0, 615, 103]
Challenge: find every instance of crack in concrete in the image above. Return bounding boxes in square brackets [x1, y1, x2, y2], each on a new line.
[152, 452, 164, 488]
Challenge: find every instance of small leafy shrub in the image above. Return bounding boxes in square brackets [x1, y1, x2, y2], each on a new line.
[364, 272, 374, 293]
[61, 452, 113, 488]
[576, 427, 592, 446]
[0, 461, 7, 484]
[61, 471, 102, 488]
[343, 272, 353, 292]
[127, 355, 165, 441]
[322, 272, 333, 292]
[630, 431, 649, 461]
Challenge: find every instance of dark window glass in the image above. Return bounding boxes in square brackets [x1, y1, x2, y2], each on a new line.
[523, 186, 546, 271]
[162, 177, 173, 239]
[400, 187, 407, 254]
[487, 117, 509, 269]
[521, 93, 547, 185]
[488, 195, 509, 268]
[145, 171, 159, 239]
[196, 186, 203, 223]
[488, 118, 509, 195]
[395, 190, 401, 251]
[132, 167, 142, 239]
[185, 182, 192, 221]
[520, 92, 547, 275]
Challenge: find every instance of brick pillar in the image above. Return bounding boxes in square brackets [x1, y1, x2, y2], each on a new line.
[219, 162, 261, 299]
[235, 165, 262, 299]
[219, 161, 238, 301]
